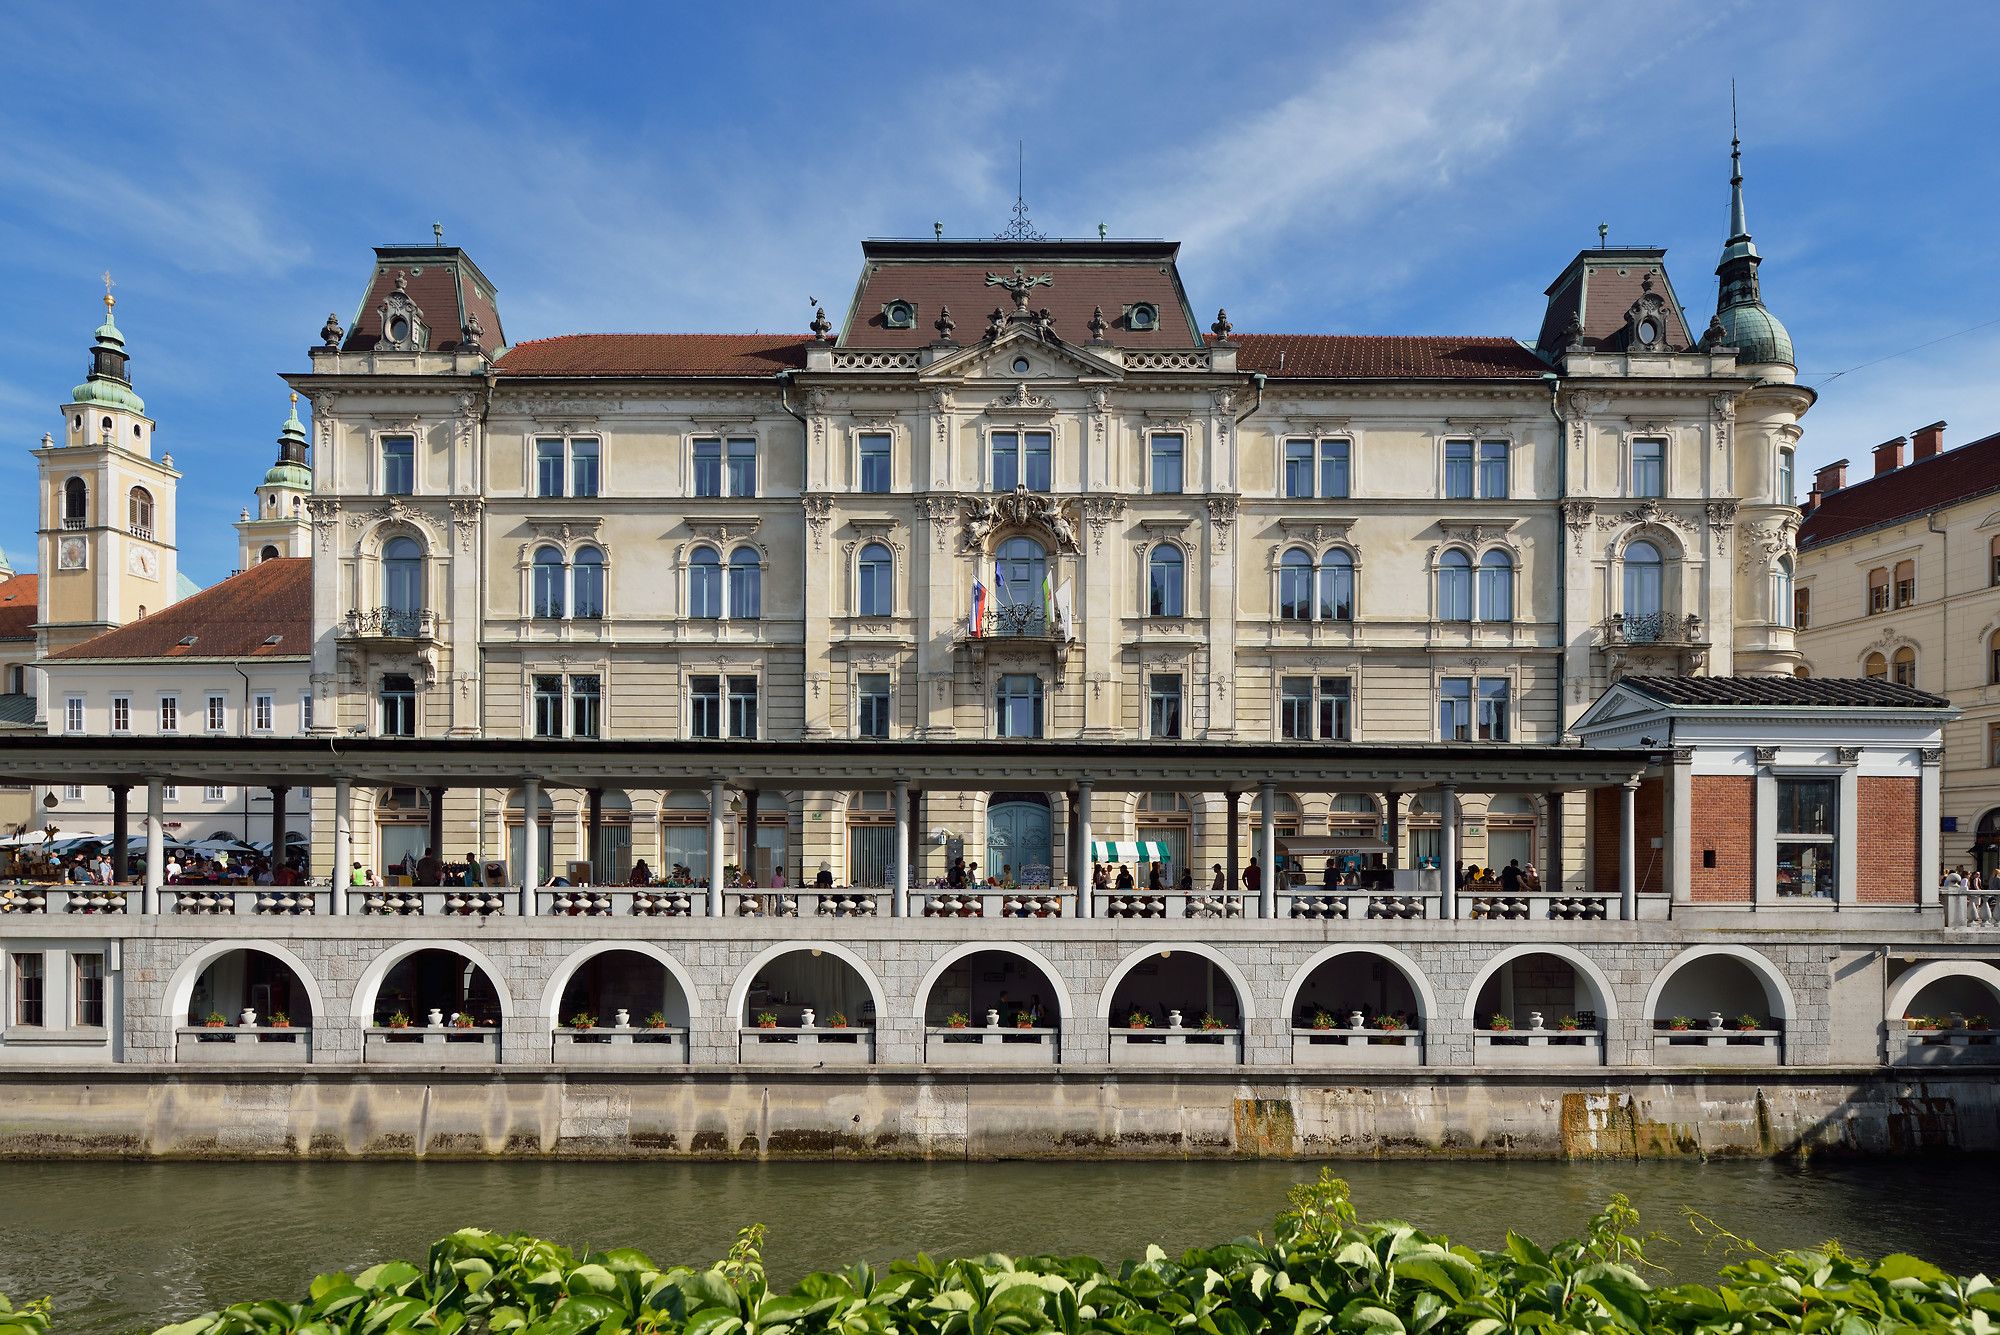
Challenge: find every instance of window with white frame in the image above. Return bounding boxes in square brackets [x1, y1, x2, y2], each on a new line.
[11, 953, 43, 1027]
[991, 430, 1052, 492]
[1279, 678, 1313, 739]
[1630, 438, 1665, 498]
[382, 537, 425, 618]
[571, 674, 601, 739]
[1280, 676, 1351, 740]
[161, 785, 178, 802]
[1477, 440, 1509, 497]
[60, 784, 83, 802]
[532, 546, 566, 618]
[159, 695, 178, 733]
[534, 438, 564, 498]
[72, 953, 105, 1028]
[1283, 438, 1350, 498]
[1437, 550, 1472, 621]
[379, 674, 416, 738]
[688, 548, 723, 619]
[1444, 440, 1474, 498]
[299, 691, 314, 731]
[249, 692, 273, 732]
[570, 438, 599, 498]
[1317, 550, 1354, 620]
[206, 694, 226, 732]
[1149, 432, 1184, 494]
[1476, 550, 1515, 621]
[857, 543, 894, 616]
[995, 673, 1044, 738]
[1439, 677, 1510, 741]
[532, 545, 605, 618]
[689, 675, 721, 739]
[1148, 544, 1185, 617]
[380, 435, 415, 495]
[1777, 447, 1795, 506]
[726, 675, 758, 739]
[573, 547, 604, 618]
[692, 437, 758, 498]
[110, 695, 130, 733]
[64, 696, 84, 733]
[726, 438, 756, 496]
[728, 548, 762, 619]
[1775, 557, 1796, 627]
[1317, 676, 1353, 740]
[857, 432, 891, 494]
[533, 674, 562, 738]
[1775, 777, 1837, 899]
[1148, 673, 1182, 739]
[857, 672, 891, 739]
[203, 785, 227, 802]
[1444, 439, 1508, 498]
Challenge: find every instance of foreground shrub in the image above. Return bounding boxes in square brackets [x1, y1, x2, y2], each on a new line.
[11, 1172, 2000, 1334]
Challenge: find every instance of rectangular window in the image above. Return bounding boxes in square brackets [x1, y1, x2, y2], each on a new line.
[1895, 563, 1916, 608]
[991, 431, 1020, 492]
[158, 695, 178, 733]
[858, 433, 891, 494]
[299, 692, 314, 731]
[72, 954, 105, 1028]
[1631, 438, 1665, 498]
[571, 674, 601, 740]
[110, 695, 130, 734]
[203, 785, 226, 802]
[11, 953, 43, 1027]
[1317, 676, 1352, 741]
[569, 438, 600, 498]
[380, 436, 415, 495]
[726, 438, 757, 497]
[1023, 430, 1052, 492]
[1438, 678, 1473, 741]
[689, 675, 721, 740]
[1150, 433, 1184, 494]
[1868, 572, 1890, 614]
[692, 438, 722, 498]
[1476, 678, 1511, 741]
[1793, 588, 1811, 630]
[1477, 440, 1509, 498]
[1319, 439, 1351, 499]
[1776, 776, 1838, 899]
[1283, 439, 1313, 498]
[61, 784, 83, 802]
[995, 673, 1044, 738]
[252, 693, 274, 733]
[1279, 677, 1313, 740]
[1148, 673, 1182, 739]
[532, 674, 563, 739]
[534, 438, 564, 497]
[206, 694, 226, 733]
[1990, 722, 2000, 767]
[1443, 440, 1473, 499]
[161, 784, 178, 803]
[1777, 448, 1795, 506]
[727, 675, 759, 739]
[379, 674, 416, 738]
[64, 696, 84, 734]
[857, 672, 891, 739]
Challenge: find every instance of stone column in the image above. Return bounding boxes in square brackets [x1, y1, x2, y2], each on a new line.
[893, 779, 911, 916]
[271, 785, 290, 872]
[708, 778, 727, 916]
[1385, 790, 1401, 871]
[1667, 753, 1693, 909]
[110, 785, 130, 885]
[1619, 779, 1638, 921]
[143, 779, 164, 915]
[1226, 790, 1242, 897]
[1439, 785, 1458, 919]
[908, 787, 924, 891]
[1920, 748, 1944, 907]
[743, 789, 761, 884]
[586, 787, 604, 885]
[331, 779, 351, 914]
[1074, 781, 1093, 918]
[425, 785, 445, 871]
[1545, 790, 1564, 894]
[519, 776, 541, 916]
[1258, 781, 1277, 918]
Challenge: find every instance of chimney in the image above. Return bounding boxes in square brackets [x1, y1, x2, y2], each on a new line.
[1801, 486, 1822, 516]
[1814, 458, 1848, 495]
[1912, 420, 1947, 461]
[1872, 436, 1907, 477]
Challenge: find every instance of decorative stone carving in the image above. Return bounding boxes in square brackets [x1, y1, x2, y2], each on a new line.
[1736, 514, 1799, 573]
[450, 497, 483, 553]
[802, 494, 833, 551]
[1754, 746, 1777, 764]
[319, 313, 343, 349]
[1837, 747, 1861, 765]
[987, 382, 1054, 415]
[1705, 499, 1739, 556]
[375, 272, 427, 351]
[960, 488, 1080, 554]
[306, 497, 340, 554]
[1081, 497, 1126, 554]
[1924, 748, 1945, 766]
[1671, 747, 1695, 764]
[1205, 496, 1239, 554]
[1560, 500, 1595, 555]
[1595, 500, 1696, 534]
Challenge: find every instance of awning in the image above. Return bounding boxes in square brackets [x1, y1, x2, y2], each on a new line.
[1090, 839, 1171, 865]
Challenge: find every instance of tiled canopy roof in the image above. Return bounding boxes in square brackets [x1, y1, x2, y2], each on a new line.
[342, 247, 505, 355]
[1799, 428, 2000, 549]
[1232, 334, 1548, 380]
[47, 558, 310, 662]
[1621, 675, 1950, 709]
[496, 334, 812, 378]
[0, 573, 38, 641]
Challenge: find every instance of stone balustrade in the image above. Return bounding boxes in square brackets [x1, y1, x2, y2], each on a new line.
[736, 1026, 874, 1064]
[173, 1025, 313, 1063]
[362, 1027, 500, 1064]
[551, 1026, 690, 1065]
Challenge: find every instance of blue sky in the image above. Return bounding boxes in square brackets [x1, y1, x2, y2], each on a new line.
[3, 1, 1998, 582]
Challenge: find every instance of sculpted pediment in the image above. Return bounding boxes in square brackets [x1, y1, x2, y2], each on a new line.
[921, 325, 1124, 385]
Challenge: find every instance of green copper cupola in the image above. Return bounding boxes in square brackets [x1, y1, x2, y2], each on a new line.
[70, 290, 147, 414]
[1706, 125, 1795, 367]
[264, 392, 313, 489]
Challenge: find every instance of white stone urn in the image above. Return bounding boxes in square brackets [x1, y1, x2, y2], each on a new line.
[1708, 1010, 1725, 1031]
[240, 1008, 257, 1028]
[427, 1008, 444, 1028]
[985, 1008, 1000, 1028]
[614, 1009, 630, 1029]
[1529, 1010, 1545, 1031]
[1167, 1009, 1184, 1029]
[800, 1007, 816, 1029]
[1348, 1010, 1366, 1031]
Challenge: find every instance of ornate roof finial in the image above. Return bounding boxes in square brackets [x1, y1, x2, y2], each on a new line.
[1597, 222, 1608, 249]
[995, 141, 1046, 242]
[985, 307, 1005, 342]
[933, 221, 943, 241]
[320, 312, 344, 348]
[1088, 305, 1107, 342]
[809, 306, 833, 342]
[101, 269, 115, 315]
[1098, 222, 1107, 241]
[1210, 308, 1233, 341]
[460, 312, 484, 353]
[431, 222, 444, 246]
[933, 304, 956, 343]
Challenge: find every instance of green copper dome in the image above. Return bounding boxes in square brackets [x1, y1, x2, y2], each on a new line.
[264, 460, 312, 489]
[1715, 302, 1794, 368]
[71, 375, 145, 413]
[71, 302, 146, 414]
[264, 393, 311, 488]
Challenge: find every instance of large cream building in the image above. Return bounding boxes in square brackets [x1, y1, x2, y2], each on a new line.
[293, 147, 1807, 889]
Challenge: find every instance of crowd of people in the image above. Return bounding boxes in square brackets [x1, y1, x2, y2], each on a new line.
[5, 843, 308, 887]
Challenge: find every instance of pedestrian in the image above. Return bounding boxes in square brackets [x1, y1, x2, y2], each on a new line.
[1177, 866, 1193, 893]
[1114, 863, 1135, 890]
[1147, 861, 1164, 891]
[815, 862, 835, 889]
[1209, 863, 1226, 894]
[1501, 859, 1522, 893]
[350, 861, 368, 887]
[1243, 860, 1261, 896]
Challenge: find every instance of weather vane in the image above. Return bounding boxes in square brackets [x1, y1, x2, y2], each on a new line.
[101, 269, 115, 311]
[995, 141, 1046, 242]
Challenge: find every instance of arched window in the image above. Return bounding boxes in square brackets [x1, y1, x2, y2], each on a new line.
[1148, 544, 1184, 617]
[532, 545, 565, 619]
[62, 477, 87, 525]
[1623, 540, 1663, 641]
[1863, 651, 1887, 681]
[994, 536, 1046, 609]
[1775, 556, 1795, 627]
[688, 547, 722, 619]
[1278, 547, 1313, 621]
[1318, 549, 1354, 621]
[1892, 645, 1917, 687]
[1477, 549, 1514, 622]
[382, 537, 424, 615]
[1436, 549, 1472, 622]
[857, 542, 894, 616]
[259, 545, 279, 563]
[728, 546, 761, 620]
[572, 546, 605, 619]
[127, 487, 154, 537]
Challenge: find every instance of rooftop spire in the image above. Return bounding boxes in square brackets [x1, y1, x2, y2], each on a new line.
[995, 141, 1045, 242]
[72, 274, 144, 414]
[1723, 82, 1754, 261]
[1705, 86, 1794, 367]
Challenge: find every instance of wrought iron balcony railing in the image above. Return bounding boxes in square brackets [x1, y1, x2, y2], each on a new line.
[343, 607, 436, 639]
[1600, 612, 1705, 646]
[971, 603, 1053, 640]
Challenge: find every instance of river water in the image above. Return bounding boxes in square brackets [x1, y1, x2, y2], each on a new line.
[2, 1158, 1995, 1334]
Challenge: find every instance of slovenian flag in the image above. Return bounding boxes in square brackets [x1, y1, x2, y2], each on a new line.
[970, 576, 987, 637]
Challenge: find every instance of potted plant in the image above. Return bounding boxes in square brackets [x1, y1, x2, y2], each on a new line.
[1905, 1014, 1936, 1031]
[1374, 1015, 1406, 1033]
[1309, 1011, 1335, 1031]
[1013, 1010, 1035, 1029]
[568, 1012, 597, 1031]
[1126, 1010, 1152, 1030]
[755, 1012, 778, 1029]
[944, 1011, 970, 1030]
[1735, 1013, 1762, 1033]
[1970, 1014, 1992, 1031]
[452, 1013, 477, 1030]
[203, 1011, 228, 1029]
[826, 1011, 849, 1029]
[642, 1011, 670, 1031]
[1556, 1015, 1583, 1032]
[1198, 1013, 1226, 1031]
[385, 1011, 412, 1030]
[1488, 1013, 1514, 1032]
[1666, 1015, 1694, 1032]
[268, 1012, 292, 1030]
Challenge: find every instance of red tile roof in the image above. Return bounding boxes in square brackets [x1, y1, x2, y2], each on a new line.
[1233, 334, 1549, 380]
[0, 573, 37, 641]
[46, 559, 310, 662]
[1799, 428, 2000, 550]
[496, 334, 811, 378]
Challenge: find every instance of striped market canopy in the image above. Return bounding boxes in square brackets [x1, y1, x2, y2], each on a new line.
[1090, 840, 1171, 865]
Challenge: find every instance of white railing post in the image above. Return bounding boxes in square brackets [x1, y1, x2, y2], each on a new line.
[1075, 781, 1093, 919]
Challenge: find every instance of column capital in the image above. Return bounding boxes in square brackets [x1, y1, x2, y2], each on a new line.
[1623, 777, 1642, 792]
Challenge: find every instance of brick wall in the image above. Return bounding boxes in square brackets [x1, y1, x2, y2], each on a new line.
[1858, 776, 1919, 904]
[1590, 778, 1664, 894]
[1689, 775, 1754, 903]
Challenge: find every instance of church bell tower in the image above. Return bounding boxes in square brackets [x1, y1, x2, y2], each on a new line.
[235, 393, 314, 568]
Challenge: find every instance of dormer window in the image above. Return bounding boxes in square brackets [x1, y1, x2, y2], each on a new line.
[1125, 302, 1159, 332]
[882, 299, 917, 329]
[1636, 316, 1659, 345]
[1624, 288, 1670, 351]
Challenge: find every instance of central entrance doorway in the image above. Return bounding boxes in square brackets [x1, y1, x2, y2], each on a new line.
[987, 792, 1052, 887]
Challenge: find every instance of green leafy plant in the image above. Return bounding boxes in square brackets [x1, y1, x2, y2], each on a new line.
[1906, 1013, 1936, 1030]
[384, 1011, 411, 1029]
[567, 1011, 597, 1030]
[203, 1012, 227, 1028]
[1667, 1015, 1694, 1031]
[943, 1011, 969, 1029]
[1488, 1012, 1514, 1031]
[1309, 1010, 1335, 1030]
[1013, 1010, 1035, 1028]
[1736, 1012, 1762, 1032]
[825, 1011, 848, 1029]
[754, 1011, 778, 1028]
[1125, 1010, 1152, 1029]
[1556, 1014, 1583, 1031]
[1373, 1014, 1405, 1032]
[451, 1013, 477, 1030]
[1197, 1013, 1226, 1031]
[266, 1012, 290, 1029]
[642, 1010, 669, 1029]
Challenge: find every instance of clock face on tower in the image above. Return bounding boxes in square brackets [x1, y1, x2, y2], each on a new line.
[57, 536, 86, 571]
[128, 545, 158, 580]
